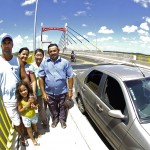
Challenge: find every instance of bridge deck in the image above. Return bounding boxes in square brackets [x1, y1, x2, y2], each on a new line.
[12, 103, 108, 150]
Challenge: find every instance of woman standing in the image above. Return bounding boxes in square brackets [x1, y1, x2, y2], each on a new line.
[30, 49, 49, 129]
[18, 47, 37, 96]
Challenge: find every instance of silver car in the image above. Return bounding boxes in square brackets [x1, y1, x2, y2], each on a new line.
[74, 64, 150, 150]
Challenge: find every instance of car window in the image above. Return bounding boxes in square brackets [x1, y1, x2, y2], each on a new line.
[85, 70, 103, 94]
[104, 76, 126, 114]
[125, 77, 150, 122]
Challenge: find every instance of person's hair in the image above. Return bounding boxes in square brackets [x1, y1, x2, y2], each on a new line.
[16, 81, 33, 101]
[19, 47, 29, 54]
[34, 48, 44, 56]
[48, 43, 59, 50]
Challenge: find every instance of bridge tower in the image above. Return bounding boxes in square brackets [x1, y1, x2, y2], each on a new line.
[41, 23, 67, 52]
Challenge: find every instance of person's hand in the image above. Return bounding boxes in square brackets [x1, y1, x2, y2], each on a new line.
[31, 103, 38, 109]
[26, 101, 31, 108]
[28, 97, 35, 103]
[68, 90, 73, 100]
[42, 92, 49, 101]
[33, 93, 37, 100]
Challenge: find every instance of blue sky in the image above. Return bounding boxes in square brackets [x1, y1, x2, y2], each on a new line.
[1, 0, 150, 54]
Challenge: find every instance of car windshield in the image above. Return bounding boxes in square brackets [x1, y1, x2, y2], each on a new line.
[125, 77, 150, 123]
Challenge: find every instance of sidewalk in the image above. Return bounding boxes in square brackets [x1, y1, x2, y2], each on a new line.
[12, 104, 108, 150]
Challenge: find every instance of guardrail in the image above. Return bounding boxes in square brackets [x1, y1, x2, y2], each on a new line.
[0, 96, 14, 150]
[64, 50, 150, 68]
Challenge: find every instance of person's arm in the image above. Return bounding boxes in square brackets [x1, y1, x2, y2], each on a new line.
[18, 58, 30, 84]
[18, 101, 31, 113]
[67, 77, 74, 100]
[29, 72, 37, 95]
[39, 76, 49, 101]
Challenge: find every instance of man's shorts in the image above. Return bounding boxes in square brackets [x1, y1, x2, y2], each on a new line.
[5, 106, 21, 126]
[22, 115, 38, 128]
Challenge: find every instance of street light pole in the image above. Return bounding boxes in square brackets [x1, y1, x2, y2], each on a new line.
[33, 0, 39, 51]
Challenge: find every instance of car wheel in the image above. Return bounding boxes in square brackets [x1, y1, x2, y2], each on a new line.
[77, 96, 86, 114]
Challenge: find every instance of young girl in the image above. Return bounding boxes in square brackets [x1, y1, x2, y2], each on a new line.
[16, 81, 41, 146]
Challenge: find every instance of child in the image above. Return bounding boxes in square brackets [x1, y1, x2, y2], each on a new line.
[16, 81, 41, 146]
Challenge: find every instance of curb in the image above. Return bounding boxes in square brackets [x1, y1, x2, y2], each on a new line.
[69, 104, 108, 150]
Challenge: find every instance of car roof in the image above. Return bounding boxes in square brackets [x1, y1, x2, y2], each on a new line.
[93, 64, 150, 81]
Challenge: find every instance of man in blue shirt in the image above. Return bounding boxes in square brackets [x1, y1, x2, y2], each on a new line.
[38, 43, 74, 129]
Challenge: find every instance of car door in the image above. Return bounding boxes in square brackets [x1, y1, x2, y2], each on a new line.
[95, 75, 129, 149]
[81, 70, 103, 120]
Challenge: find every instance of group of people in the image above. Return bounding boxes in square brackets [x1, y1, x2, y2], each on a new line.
[0, 35, 74, 146]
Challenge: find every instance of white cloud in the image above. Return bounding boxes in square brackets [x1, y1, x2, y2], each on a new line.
[140, 22, 149, 30]
[61, 16, 68, 20]
[84, 2, 91, 5]
[24, 36, 29, 40]
[83, 35, 88, 39]
[93, 36, 113, 42]
[21, 0, 36, 6]
[137, 29, 149, 35]
[0, 20, 3, 24]
[122, 37, 128, 41]
[37, 34, 48, 42]
[77, 36, 84, 40]
[87, 32, 96, 36]
[98, 26, 114, 34]
[0, 33, 8, 38]
[146, 17, 150, 23]
[140, 35, 150, 43]
[84, 1, 92, 9]
[25, 11, 34, 16]
[13, 35, 24, 52]
[122, 25, 138, 33]
[130, 40, 138, 44]
[14, 35, 23, 45]
[27, 39, 33, 43]
[133, 0, 150, 8]
[74, 11, 86, 16]
[143, 16, 150, 23]
[53, 0, 58, 3]
[82, 24, 87, 27]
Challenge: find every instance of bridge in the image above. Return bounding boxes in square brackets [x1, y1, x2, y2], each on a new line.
[1, 51, 150, 150]
[1, 22, 150, 150]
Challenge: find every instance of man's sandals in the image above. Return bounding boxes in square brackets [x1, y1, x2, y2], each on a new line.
[33, 140, 40, 146]
[20, 138, 29, 146]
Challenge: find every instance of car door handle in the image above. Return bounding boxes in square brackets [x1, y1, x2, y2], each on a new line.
[82, 87, 86, 92]
[96, 104, 103, 112]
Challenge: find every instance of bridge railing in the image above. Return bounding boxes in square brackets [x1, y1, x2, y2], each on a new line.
[64, 50, 150, 68]
[0, 96, 15, 150]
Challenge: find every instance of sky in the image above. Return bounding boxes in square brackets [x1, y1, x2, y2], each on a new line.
[1, 0, 150, 54]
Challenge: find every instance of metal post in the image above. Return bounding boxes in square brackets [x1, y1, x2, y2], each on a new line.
[41, 22, 43, 49]
[33, 0, 38, 51]
[63, 23, 68, 53]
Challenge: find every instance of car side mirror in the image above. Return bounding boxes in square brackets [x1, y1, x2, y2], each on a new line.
[108, 110, 127, 121]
